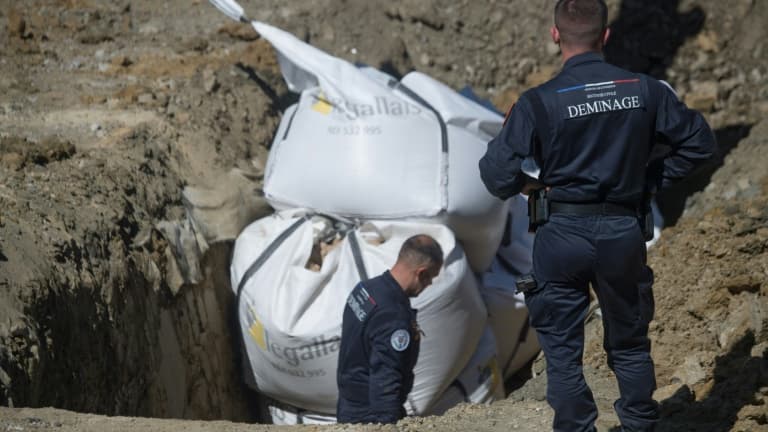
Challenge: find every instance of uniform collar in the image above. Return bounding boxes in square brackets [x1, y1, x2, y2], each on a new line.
[382, 271, 409, 302]
[563, 51, 605, 70]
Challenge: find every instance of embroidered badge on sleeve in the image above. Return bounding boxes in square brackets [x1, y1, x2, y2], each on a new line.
[390, 329, 410, 352]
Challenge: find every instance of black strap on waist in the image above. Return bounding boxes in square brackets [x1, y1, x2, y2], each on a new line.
[550, 201, 638, 217]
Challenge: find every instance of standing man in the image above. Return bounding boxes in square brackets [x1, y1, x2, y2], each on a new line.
[479, 1, 716, 431]
[336, 234, 443, 424]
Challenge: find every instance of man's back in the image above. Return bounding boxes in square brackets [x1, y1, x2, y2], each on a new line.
[534, 52, 654, 204]
[480, 51, 715, 205]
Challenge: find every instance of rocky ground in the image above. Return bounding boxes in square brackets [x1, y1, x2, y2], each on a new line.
[0, 0, 766, 431]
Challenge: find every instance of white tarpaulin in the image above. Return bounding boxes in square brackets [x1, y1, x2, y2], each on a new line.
[231, 210, 486, 414]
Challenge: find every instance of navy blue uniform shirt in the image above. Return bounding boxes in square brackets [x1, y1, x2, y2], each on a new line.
[336, 271, 420, 424]
[479, 52, 716, 204]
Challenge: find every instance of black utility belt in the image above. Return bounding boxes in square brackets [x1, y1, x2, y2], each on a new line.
[527, 189, 641, 233]
[549, 201, 638, 217]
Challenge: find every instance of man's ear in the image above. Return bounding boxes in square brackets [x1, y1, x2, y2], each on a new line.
[415, 266, 433, 283]
[415, 266, 427, 279]
[550, 26, 560, 45]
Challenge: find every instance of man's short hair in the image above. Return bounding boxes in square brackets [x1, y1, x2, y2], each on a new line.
[554, 0, 608, 48]
[397, 235, 443, 269]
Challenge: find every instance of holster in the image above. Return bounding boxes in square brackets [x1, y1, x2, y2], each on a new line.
[527, 188, 550, 233]
[515, 273, 538, 295]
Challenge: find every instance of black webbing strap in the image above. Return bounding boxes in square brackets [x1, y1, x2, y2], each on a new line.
[449, 379, 470, 402]
[390, 81, 448, 155]
[236, 216, 310, 308]
[347, 230, 369, 282]
[281, 105, 299, 141]
[233, 215, 309, 393]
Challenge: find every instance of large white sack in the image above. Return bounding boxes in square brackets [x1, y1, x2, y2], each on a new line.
[231, 210, 487, 414]
[496, 195, 535, 276]
[478, 195, 540, 379]
[254, 20, 507, 272]
[263, 325, 503, 425]
[426, 326, 505, 416]
[262, 328, 501, 425]
[480, 269, 541, 380]
[480, 257, 541, 381]
[260, 397, 336, 426]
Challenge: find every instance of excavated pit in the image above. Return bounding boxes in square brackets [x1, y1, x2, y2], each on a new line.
[1, 0, 767, 431]
[1, 238, 256, 421]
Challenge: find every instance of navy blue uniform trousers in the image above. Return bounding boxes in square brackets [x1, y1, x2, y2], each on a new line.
[527, 214, 658, 432]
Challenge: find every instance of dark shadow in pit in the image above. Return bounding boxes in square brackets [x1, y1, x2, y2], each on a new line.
[605, 0, 706, 80]
[222, 241, 270, 424]
[655, 124, 753, 226]
[7, 275, 141, 414]
[505, 357, 536, 396]
[379, 60, 406, 81]
[236, 62, 299, 116]
[655, 331, 767, 432]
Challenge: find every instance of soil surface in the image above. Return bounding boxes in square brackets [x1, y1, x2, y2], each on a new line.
[1, 0, 767, 431]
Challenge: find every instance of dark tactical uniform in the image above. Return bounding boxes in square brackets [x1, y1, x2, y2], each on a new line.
[479, 52, 716, 432]
[336, 271, 420, 424]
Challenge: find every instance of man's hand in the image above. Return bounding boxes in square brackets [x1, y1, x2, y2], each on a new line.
[521, 175, 546, 195]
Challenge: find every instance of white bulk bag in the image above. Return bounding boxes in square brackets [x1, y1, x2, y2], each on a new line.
[497, 195, 535, 276]
[480, 258, 539, 380]
[260, 398, 336, 426]
[426, 326, 505, 416]
[231, 210, 346, 414]
[253, 20, 507, 271]
[261, 326, 500, 425]
[231, 210, 486, 414]
[478, 195, 540, 379]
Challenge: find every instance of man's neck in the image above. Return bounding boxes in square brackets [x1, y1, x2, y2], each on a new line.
[560, 47, 602, 64]
[389, 266, 411, 296]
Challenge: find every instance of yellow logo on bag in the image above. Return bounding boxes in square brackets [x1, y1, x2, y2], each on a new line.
[312, 93, 333, 115]
[248, 307, 267, 350]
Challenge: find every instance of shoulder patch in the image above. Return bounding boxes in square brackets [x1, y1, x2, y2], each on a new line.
[390, 329, 410, 352]
[347, 283, 376, 322]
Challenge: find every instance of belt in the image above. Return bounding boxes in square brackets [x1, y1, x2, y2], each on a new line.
[549, 201, 638, 217]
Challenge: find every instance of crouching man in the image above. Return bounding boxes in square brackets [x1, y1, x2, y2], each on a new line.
[336, 235, 443, 424]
